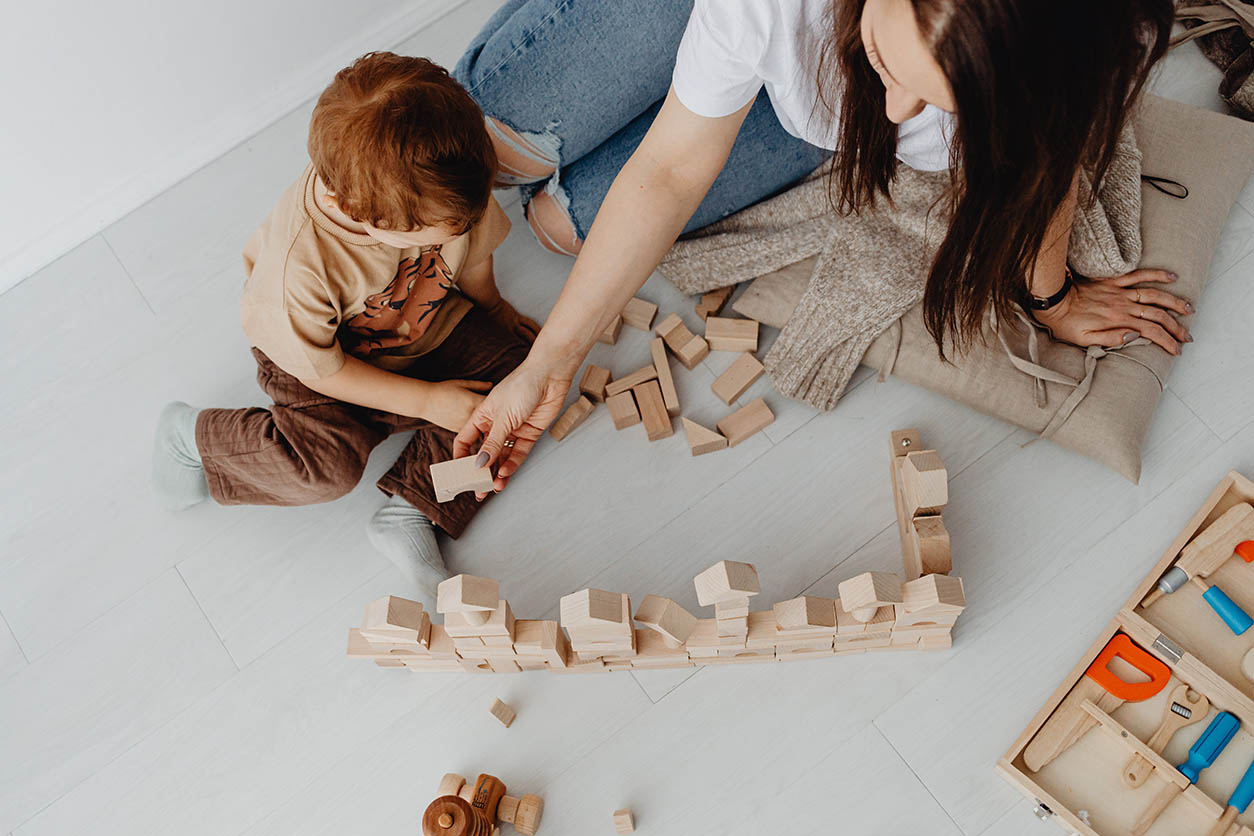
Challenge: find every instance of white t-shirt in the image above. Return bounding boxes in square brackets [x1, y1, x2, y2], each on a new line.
[672, 0, 954, 171]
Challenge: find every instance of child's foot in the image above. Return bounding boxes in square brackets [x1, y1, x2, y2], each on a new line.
[366, 494, 450, 605]
[152, 401, 209, 511]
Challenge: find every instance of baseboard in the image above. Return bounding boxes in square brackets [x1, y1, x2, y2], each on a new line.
[0, 0, 467, 295]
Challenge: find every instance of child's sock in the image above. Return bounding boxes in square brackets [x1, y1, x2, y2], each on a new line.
[366, 494, 450, 604]
[152, 401, 209, 511]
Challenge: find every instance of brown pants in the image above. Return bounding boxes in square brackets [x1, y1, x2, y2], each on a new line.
[195, 308, 529, 538]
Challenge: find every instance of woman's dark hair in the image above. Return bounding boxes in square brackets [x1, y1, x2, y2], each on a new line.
[819, 0, 1173, 353]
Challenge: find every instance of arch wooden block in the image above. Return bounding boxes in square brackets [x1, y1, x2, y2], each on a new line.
[430, 456, 494, 503]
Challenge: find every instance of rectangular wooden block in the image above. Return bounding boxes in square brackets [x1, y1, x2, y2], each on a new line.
[774, 596, 837, 630]
[710, 352, 764, 404]
[360, 596, 428, 643]
[633, 379, 673, 441]
[579, 364, 611, 402]
[649, 337, 680, 416]
[437, 574, 500, 614]
[489, 698, 516, 727]
[430, 456, 495, 503]
[714, 598, 750, 619]
[696, 286, 733, 320]
[560, 588, 625, 629]
[621, 297, 657, 330]
[716, 397, 774, 447]
[605, 364, 657, 397]
[549, 395, 595, 442]
[599, 313, 622, 344]
[606, 390, 641, 429]
[681, 418, 727, 456]
[705, 316, 759, 352]
[902, 450, 948, 515]
[912, 515, 952, 576]
[716, 615, 748, 637]
[614, 808, 635, 834]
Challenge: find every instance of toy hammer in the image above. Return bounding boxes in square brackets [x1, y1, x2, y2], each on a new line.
[423, 772, 544, 836]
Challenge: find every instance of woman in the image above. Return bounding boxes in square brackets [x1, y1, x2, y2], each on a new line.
[452, 0, 1191, 487]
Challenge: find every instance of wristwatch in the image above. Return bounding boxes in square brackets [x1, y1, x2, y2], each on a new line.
[1029, 267, 1074, 311]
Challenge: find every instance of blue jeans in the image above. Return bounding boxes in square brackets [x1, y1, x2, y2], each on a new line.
[453, 0, 831, 241]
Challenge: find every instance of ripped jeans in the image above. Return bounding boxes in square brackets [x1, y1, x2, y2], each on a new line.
[452, 0, 831, 252]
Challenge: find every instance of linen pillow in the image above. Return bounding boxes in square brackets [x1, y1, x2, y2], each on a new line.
[733, 95, 1254, 481]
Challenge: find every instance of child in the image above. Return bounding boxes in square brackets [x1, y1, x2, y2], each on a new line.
[152, 52, 538, 601]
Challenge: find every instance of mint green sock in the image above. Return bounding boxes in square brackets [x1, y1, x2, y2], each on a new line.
[152, 402, 209, 511]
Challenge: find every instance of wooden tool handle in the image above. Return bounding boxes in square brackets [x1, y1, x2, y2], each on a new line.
[1024, 678, 1111, 772]
[1208, 806, 1238, 836]
[1133, 781, 1182, 836]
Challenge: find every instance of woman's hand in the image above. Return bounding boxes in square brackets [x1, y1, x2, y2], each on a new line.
[452, 359, 572, 495]
[420, 379, 494, 433]
[1033, 269, 1194, 355]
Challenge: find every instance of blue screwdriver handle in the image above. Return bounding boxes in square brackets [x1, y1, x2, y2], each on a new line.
[1228, 757, 1254, 813]
[1180, 711, 1240, 783]
[1202, 585, 1254, 635]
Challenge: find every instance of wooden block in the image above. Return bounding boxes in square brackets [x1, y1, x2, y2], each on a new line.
[634, 595, 698, 645]
[656, 313, 708, 369]
[599, 313, 622, 344]
[705, 316, 758, 352]
[902, 450, 948, 515]
[694, 560, 760, 605]
[513, 619, 569, 668]
[912, 515, 952, 576]
[685, 619, 721, 657]
[633, 380, 673, 441]
[710, 352, 764, 405]
[443, 599, 516, 638]
[605, 365, 657, 398]
[774, 596, 837, 630]
[837, 572, 904, 622]
[621, 297, 657, 330]
[695, 286, 733, 320]
[681, 418, 727, 456]
[606, 391, 641, 430]
[437, 574, 500, 616]
[716, 397, 774, 447]
[430, 456, 495, 503]
[613, 809, 635, 833]
[632, 628, 694, 662]
[489, 698, 516, 727]
[716, 615, 748, 637]
[361, 595, 427, 642]
[673, 334, 709, 369]
[889, 428, 922, 457]
[1179, 502, 1254, 579]
[746, 610, 780, 649]
[578, 365, 611, 402]
[921, 634, 952, 650]
[649, 337, 680, 416]
[560, 588, 625, 629]
[549, 395, 595, 442]
[714, 598, 750, 619]
[901, 574, 966, 613]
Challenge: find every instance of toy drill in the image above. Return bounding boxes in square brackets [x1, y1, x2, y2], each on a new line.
[423, 772, 543, 836]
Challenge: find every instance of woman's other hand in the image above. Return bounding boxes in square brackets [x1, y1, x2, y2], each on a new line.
[1034, 269, 1194, 355]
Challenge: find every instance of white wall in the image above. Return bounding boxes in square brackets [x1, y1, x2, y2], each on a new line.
[0, 0, 464, 292]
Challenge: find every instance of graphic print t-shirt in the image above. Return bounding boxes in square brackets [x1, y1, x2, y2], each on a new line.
[239, 164, 510, 380]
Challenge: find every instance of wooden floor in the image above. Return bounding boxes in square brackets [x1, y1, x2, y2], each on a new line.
[3, 3, 1253, 834]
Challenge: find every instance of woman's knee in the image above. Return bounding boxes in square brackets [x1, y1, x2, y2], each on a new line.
[487, 116, 561, 186]
[525, 189, 582, 256]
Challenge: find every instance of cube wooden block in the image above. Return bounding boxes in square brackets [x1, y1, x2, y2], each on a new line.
[705, 316, 759, 352]
[578, 364, 611, 402]
[614, 808, 635, 833]
[633, 379, 673, 441]
[901, 574, 966, 613]
[694, 560, 760, 605]
[430, 456, 495, 503]
[634, 594, 698, 645]
[437, 574, 500, 615]
[490, 698, 516, 727]
[599, 313, 622, 344]
[621, 297, 657, 330]
[549, 395, 595, 442]
[682, 418, 727, 456]
[902, 450, 948, 515]
[650, 337, 680, 416]
[605, 365, 657, 397]
[606, 391, 641, 429]
[696, 286, 733, 320]
[716, 397, 774, 446]
[774, 596, 837, 630]
[913, 515, 952, 576]
[560, 588, 625, 629]
[361, 595, 427, 642]
[837, 572, 904, 622]
[711, 352, 764, 405]
[656, 312, 709, 369]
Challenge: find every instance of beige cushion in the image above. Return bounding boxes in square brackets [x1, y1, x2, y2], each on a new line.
[734, 95, 1254, 481]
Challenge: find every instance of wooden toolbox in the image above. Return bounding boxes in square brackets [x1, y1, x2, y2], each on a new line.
[1000, 471, 1254, 836]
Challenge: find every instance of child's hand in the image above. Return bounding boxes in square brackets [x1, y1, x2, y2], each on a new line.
[485, 298, 541, 343]
[422, 379, 493, 433]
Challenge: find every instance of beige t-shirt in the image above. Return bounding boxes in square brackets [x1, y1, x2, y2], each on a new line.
[240, 164, 511, 380]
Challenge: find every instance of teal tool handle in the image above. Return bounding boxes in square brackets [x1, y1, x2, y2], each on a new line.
[1229, 758, 1254, 813]
[1180, 711, 1240, 783]
[1203, 585, 1254, 635]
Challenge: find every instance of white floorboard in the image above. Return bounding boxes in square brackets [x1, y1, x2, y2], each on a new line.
[2, 4, 1253, 834]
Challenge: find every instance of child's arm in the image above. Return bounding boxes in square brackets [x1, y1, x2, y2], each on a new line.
[300, 355, 490, 432]
[457, 255, 540, 341]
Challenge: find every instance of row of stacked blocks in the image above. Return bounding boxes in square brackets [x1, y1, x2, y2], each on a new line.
[348, 429, 962, 673]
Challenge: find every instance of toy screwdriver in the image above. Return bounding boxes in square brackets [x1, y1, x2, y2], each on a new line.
[1132, 711, 1240, 836]
[1155, 540, 1254, 635]
[1210, 755, 1254, 836]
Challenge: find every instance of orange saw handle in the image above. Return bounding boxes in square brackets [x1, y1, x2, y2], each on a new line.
[1085, 634, 1171, 701]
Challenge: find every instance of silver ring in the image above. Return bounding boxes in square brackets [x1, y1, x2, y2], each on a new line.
[502, 439, 516, 448]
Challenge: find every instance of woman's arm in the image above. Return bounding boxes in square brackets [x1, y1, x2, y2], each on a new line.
[453, 88, 754, 484]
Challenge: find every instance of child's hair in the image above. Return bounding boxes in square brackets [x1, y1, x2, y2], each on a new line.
[308, 52, 497, 233]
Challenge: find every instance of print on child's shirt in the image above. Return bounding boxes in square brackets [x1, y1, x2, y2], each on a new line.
[341, 247, 454, 357]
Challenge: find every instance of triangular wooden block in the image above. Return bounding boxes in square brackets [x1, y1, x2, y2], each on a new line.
[682, 418, 727, 456]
